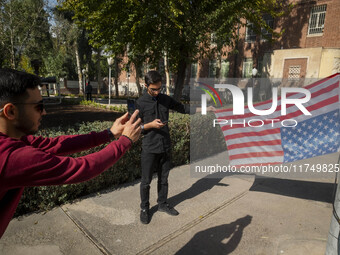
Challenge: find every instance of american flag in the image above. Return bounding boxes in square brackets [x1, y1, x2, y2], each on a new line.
[214, 73, 340, 167]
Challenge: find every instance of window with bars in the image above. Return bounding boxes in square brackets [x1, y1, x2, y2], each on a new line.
[242, 58, 253, 78]
[261, 15, 274, 40]
[288, 65, 301, 80]
[308, 5, 327, 35]
[246, 22, 256, 42]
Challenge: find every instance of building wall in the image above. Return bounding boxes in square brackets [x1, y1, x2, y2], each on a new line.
[233, 0, 340, 80]
[269, 47, 323, 78]
[319, 48, 340, 77]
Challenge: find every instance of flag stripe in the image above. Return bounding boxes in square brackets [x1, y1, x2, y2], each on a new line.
[224, 128, 280, 140]
[228, 139, 282, 150]
[228, 145, 283, 156]
[226, 134, 281, 145]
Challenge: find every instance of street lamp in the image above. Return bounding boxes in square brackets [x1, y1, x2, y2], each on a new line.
[127, 68, 130, 98]
[82, 69, 86, 100]
[252, 67, 258, 101]
[107, 57, 114, 106]
[252, 67, 258, 78]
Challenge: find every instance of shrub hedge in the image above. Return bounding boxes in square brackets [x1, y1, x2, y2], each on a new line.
[190, 112, 227, 162]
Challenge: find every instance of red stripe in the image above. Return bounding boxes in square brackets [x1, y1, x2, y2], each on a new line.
[229, 151, 284, 160]
[283, 95, 338, 120]
[228, 139, 282, 150]
[304, 73, 340, 90]
[224, 128, 280, 140]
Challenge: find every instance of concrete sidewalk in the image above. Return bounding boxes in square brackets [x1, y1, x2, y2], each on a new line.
[0, 151, 336, 255]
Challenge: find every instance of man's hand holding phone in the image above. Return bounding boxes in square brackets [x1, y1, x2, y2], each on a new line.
[145, 119, 165, 129]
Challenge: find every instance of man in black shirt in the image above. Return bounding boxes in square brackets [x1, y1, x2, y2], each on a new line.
[136, 70, 186, 224]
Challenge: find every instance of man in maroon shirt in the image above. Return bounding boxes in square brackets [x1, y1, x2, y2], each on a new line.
[0, 68, 141, 238]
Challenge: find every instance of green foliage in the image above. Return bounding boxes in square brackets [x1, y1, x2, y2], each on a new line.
[0, 0, 51, 69]
[79, 100, 128, 112]
[169, 113, 190, 166]
[18, 55, 34, 74]
[80, 99, 107, 110]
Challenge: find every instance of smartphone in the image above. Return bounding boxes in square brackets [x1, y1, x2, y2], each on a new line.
[162, 120, 169, 124]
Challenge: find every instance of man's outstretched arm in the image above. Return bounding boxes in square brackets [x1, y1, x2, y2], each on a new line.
[21, 112, 138, 156]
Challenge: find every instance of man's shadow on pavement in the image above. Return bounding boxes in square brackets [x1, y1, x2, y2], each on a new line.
[149, 173, 229, 219]
[175, 215, 252, 255]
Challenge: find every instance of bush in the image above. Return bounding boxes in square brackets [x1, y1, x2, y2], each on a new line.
[190, 112, 227, 162]
[79, 100, 128, 112]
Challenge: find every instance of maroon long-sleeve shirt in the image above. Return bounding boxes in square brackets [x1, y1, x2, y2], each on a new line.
[0, 131, 132, 238]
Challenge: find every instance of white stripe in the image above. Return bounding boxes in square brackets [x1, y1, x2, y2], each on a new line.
[228, 145, 283, 156]
[226, 133, 281, 145]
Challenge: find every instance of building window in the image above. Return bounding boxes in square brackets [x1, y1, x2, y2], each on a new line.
[209, 60, 217, 78]
[261, 14, 274, 40]
[308, 5, 326, 35]
[246, 22, 256, 43]
[191, 62, 198, 78]
[242, 58, 253, 78]
[288, 65, 301, 80]
[220, 60, 230, 78]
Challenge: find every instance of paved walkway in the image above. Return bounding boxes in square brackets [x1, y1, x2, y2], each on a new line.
[0, 151, 337, 255]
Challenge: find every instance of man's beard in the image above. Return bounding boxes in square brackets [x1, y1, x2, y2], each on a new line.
[15, 121, 38, 135]
[16, 111, 39, 135]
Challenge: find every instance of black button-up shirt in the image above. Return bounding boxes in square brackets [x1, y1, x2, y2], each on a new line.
[136, 92, 186, 153]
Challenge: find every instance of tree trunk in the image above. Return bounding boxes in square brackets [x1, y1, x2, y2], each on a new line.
[134, 61, 143, 96]
[114, 57, 120, 97]
[96, 49, 101, 95]
[173, 56, 187, 101]
[216, 53, 222, 79]
[75, 43, 83, 95]
[164, 52, 171, 95]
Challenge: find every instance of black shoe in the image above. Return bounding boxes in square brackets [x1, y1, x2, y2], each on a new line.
[140, 209, 150, 224]
[158, 204, 179, 216]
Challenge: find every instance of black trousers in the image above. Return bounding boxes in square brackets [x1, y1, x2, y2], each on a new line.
[140, 151, 171, 209]
[86, 93, 92, 100]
